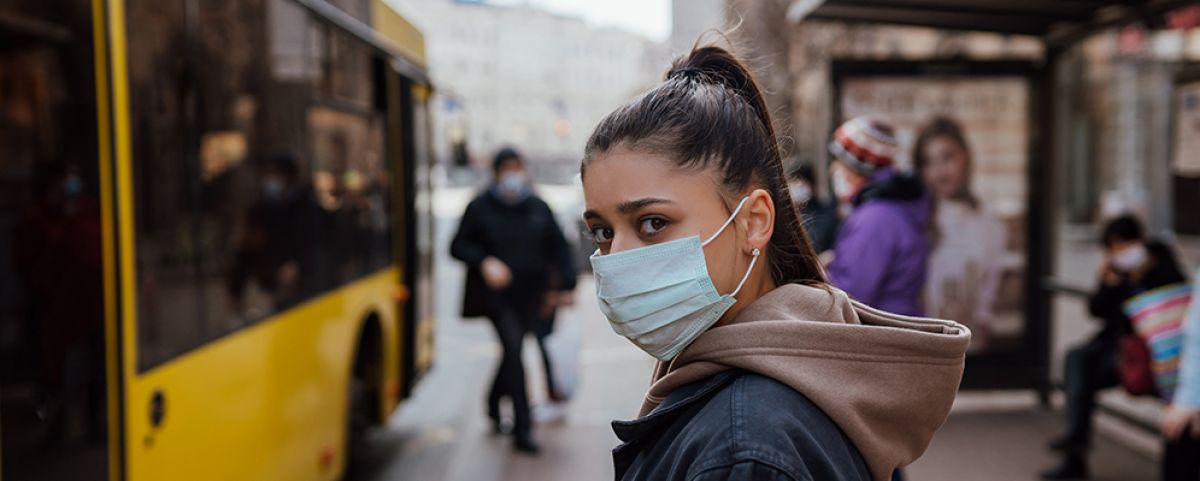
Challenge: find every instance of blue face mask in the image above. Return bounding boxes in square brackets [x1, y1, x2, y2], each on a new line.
[494, 172, 530, 205]
[589, 197, 760, 361]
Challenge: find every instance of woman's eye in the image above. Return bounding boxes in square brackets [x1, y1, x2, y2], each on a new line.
[639, 217, 668, 236]
[589, 226, 614, 244]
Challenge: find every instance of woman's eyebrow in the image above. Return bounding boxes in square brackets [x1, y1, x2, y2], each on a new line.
[583, 197, 675, 221]
[617, 197, 674, 214]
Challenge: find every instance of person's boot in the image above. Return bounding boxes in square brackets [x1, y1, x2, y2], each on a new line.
[1046, 435, 1083, 453]
[487, 400, 507, 435]
[513, 431, 541, 455]
[1040, 455, 1088, 480]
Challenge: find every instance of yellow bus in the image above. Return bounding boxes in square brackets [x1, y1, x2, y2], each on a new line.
[0, 0, 436, 479]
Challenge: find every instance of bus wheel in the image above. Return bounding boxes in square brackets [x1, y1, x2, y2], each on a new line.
[345, 370, 371, 478]
[345, 317, 381, 479]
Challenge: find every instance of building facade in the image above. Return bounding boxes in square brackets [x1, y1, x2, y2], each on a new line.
[392, 0, 658, 181]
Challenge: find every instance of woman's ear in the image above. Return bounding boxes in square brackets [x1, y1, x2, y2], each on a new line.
[742, 188, 774, 254]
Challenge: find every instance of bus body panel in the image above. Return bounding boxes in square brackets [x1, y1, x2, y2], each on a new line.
[122, 268, 399, 481]
[100, 0, 425, 479]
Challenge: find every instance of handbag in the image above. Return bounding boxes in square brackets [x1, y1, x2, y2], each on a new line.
[1122, 283, 1193, 400]
[1118, 334, 1158, 397]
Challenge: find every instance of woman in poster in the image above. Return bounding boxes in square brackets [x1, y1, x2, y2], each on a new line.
[915, 117, 1006, 353]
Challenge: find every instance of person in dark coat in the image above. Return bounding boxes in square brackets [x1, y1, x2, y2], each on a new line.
[449, 148, 576, 454]
[1042, 215, 1187, 479]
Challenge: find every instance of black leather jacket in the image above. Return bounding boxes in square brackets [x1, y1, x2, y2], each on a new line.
[612, 371, 870, 481]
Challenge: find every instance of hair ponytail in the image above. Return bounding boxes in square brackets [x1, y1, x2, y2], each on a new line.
[665, 46, 781, 160]
[584, 44, 824, 286]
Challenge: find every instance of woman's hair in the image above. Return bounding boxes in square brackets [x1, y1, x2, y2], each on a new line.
[1102, 215, 1144, 247]
[913, 116, 979, 209]
[581, 45, 825, 286]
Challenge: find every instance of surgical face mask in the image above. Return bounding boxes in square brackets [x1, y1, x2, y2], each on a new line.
[831, 166, 857, 202]
[1111, 243, 1149, 272]
[589, 197, 761, 361]
[495, 171, 529, 204]
[263, 177, 286, 201]
[789, 182, 812, 205]
[63, 175, 83, 197]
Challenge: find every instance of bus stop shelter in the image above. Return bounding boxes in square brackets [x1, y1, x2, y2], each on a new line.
[787, 0, 1198, 402]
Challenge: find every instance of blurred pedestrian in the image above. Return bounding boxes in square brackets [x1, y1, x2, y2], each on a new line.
[1161, 269, 1200, 481]
[914, 117, 1006, 352]
[1042, 215, 1187, 479]
[227, 154, 325, 312]
[581, 44, 969, 481]
[787, 163, 839, 254]
[825, 116, 931, 317]
[449, 147, 576, 454]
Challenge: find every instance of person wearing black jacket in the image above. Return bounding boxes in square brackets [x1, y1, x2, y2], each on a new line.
[1043, 215, 1187, 480]
[449, 148, 576, 454]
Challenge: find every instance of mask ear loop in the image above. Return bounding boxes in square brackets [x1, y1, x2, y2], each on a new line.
[702, 196, 751, 247]
[730, 248, 760, 297]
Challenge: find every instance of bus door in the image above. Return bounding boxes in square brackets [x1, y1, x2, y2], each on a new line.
[0, 1, 120, 480]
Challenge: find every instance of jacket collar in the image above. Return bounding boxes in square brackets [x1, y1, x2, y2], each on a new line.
[611, 371, 739, 480]
[611, 370, 739, 443]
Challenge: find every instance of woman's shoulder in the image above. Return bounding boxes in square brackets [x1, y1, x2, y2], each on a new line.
[679, 372, 870, 480]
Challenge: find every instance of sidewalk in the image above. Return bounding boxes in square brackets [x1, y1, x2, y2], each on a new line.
[910, 393, 1157, 480]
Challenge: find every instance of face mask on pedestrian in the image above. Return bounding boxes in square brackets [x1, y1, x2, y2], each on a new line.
[589, 196, 761, 361]
[789, 181, 812, 205]
[262, 176, 287, 202]
[1111, 243, 1149, 272]
[495, 171, 530, 205]
[831, 164, 859, 204]
[63, 174, 83, 198]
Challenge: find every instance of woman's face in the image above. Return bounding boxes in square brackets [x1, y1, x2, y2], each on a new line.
[920, 136, 970, 200]
[582, 149, 750, 296]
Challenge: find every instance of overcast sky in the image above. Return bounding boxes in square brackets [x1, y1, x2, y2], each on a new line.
[507, 0, 673, 41]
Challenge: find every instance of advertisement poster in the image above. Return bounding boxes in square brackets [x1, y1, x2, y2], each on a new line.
[839, 75, 1030, 356]
[1173, 79, 1200, 234]
[1174, 80, 1200, 177]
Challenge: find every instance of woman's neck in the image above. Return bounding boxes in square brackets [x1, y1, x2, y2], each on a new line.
[714, 276, 778, 328]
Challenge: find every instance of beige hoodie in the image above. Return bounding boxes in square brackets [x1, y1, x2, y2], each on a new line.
[641, 283, 970, 481]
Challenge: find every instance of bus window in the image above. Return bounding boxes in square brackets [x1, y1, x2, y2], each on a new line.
[128, 0, 393, 370]
[0, 1, 108, 479]
[308, 106, 391, 285]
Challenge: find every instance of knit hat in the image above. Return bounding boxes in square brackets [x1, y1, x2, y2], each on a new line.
[828, 116, 899, 175]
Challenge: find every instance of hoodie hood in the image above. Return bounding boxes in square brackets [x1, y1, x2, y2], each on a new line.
[640, 283, 970, 481]
[852, 167, 930, 231]
[854, 168, 924, 204]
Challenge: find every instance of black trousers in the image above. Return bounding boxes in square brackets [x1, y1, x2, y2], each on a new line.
[1061, 334, 1120, 452]
[1163, 427, 1200, 481]
[487, 304, 532, 436]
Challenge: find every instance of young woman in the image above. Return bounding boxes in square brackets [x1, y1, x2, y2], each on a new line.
[580, 45, 971, 481]
[913, 117, 1006, 352]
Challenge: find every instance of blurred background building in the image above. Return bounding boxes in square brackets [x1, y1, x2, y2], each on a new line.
[392, 0, 665, 182]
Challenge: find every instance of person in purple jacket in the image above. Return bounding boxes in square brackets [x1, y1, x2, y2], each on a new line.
[826, 116, 931, 318]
